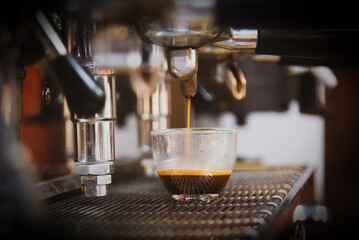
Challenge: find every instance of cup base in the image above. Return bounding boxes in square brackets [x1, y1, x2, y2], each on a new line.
[171, 194, 219, 201]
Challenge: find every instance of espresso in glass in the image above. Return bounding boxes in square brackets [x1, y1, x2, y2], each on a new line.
[151, 128, 237, 201]
[158, 169, 232, 200]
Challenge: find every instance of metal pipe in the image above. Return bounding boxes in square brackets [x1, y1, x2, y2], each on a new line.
[73, 68, 117, 197]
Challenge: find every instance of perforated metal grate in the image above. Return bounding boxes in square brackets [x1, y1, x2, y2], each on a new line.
[32, 165, 309, 239]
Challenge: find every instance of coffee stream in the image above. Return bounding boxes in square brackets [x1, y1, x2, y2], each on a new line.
[187, 98, 191, 131]
[185, 97, 191, 168]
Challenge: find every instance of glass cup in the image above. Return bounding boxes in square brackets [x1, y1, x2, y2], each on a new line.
[151, 128, 237, 200]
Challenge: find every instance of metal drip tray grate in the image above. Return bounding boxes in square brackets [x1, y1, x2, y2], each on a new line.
[32, 165, 310, 239]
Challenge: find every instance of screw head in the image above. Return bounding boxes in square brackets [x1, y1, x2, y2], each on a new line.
[42, 87, 52, 105]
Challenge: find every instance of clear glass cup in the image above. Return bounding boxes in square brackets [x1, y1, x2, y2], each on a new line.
[151, 128, 237, 200]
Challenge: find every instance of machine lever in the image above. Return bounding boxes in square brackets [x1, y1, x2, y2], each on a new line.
[34, 12, 105, 116]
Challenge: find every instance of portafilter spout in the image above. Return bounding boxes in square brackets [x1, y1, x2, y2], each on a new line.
[135, 0, 228, 98]
[166, 49, 198, 98]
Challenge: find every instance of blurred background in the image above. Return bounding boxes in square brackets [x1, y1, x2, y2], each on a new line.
[1, 0, 359, 239]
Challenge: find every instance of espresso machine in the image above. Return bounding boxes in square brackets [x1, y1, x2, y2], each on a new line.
[1, 0, 359, 239]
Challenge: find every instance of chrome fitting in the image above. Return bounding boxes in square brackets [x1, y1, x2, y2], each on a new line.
[72, 70, 117, 197]
[74, 162, 115, 175]
[81, 175, 112, 185]
[81, 184, 109, 197]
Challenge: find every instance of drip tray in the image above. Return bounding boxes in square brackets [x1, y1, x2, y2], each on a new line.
[31, 165, 311, 239]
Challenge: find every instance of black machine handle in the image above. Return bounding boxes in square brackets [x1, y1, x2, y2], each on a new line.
[51, 54, 105, 115]
[216, 0, 359, 30]
[216, 0, 359, 63]
[255, 29, 359, 58]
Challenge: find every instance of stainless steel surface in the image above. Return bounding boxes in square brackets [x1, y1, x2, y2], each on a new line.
[81, 184, 109, 197]
[226, 61, 247, 100]
[167, 49, 198, 80]
[212, 29, 258, 50]
[167, 49, 198, 98]
[31, 165, 311, 239]
[135, 0, 221, 49]
[195, 53, 247, 103]
[73, 74, 117, 120]
[74, 121, 115, 162]
[35, 174, 80, 200]
[72, 63, 117, 196]
[130, 42, 166, 97]
[80, 175, 112, 185]
[74, 161, 115, 175]
[135, 1, 226, 99]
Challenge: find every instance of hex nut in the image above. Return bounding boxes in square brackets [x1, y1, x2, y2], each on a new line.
[81, 175, 112, 185]
[75, 162, 115, 175]
[81, 184, 109, 197]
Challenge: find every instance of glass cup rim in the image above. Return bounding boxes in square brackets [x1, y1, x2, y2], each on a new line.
[151, 127, 237, 136]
